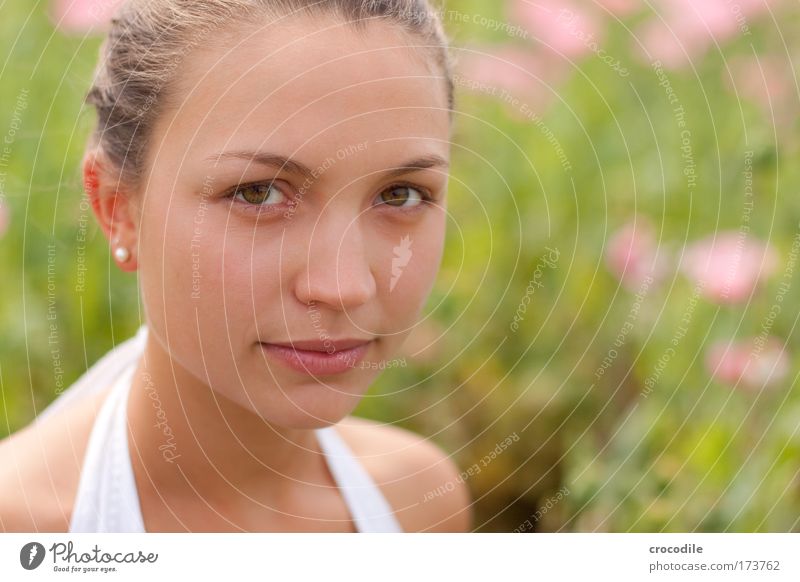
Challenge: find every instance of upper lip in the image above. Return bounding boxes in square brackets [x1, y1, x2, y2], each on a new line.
[262, 338, 373, 352]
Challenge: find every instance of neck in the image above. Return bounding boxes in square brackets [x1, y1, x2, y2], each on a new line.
[126, 333, 324, 500]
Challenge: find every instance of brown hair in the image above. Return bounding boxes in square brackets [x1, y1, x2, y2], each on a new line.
[84, 0, 455, 191]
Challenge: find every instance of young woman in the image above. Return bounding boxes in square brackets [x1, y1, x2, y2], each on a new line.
[0, 0, 471, 532]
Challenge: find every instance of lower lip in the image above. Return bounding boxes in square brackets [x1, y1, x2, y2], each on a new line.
[259, 341, 371, 375]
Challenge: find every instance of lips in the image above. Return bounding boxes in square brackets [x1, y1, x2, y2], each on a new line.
[268, 338, 372, 352]
[259, 338, 373, 375]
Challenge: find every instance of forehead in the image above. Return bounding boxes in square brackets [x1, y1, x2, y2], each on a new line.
[157, 16, 450, 164]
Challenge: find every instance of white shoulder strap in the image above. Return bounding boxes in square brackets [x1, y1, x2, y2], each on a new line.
[68, 363, 145, 533]
[315, 425, 403, 533]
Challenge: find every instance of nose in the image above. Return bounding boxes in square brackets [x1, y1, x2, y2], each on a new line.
[294, 212, 377, 310]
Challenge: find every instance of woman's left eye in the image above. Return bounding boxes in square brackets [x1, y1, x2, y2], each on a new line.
[230, 181, 288, 207]
[376, 184, 432, 209]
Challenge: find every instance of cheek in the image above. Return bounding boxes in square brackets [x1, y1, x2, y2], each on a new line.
[374, 211, 447, 329]
[217, 225, 284, 324]
[137, 197, 240, 363]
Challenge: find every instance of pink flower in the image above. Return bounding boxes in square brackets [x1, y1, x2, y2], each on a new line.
[51, 0, 125, 34]
[510, 0, 604, 59]
[605, 217, 667, 291]
[725, 55, 794, 126]
[457, 46, 546, 95]
[636, 0, 778, 69]
[0, 203, 8, 238]
[456, 46, 562, 116]
[680, 232, 777, 304]
[707, 338, 789, 390]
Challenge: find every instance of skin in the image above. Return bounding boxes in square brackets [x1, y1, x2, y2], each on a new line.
[0, 15, 472, 532]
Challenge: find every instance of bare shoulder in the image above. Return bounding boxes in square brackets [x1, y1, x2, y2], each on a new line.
[335, 416, 473, 532]
[0, 389, 109, 532]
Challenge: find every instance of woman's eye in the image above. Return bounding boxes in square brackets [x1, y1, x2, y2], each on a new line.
[377, 185, 429, 208]
[231, 182, 287, 206]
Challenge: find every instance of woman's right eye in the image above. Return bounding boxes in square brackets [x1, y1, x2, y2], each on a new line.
[229, 181, 289, 207]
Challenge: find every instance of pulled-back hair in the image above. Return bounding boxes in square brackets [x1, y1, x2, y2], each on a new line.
[85, 0, 455, 190]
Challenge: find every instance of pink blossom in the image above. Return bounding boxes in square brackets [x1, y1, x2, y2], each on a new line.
[707, 338, 789, 390]
[680, 232, 778, 304]
[510, 0, 604, 59]
[457, 46, 547, 95]
[636, 0, 778, 69]
[725, 55, 794, 125]
[51, 0, 124, 34]
[605, 217, 667, 291]
[456, 46, 562, 116]
[0, 203, 8, 238]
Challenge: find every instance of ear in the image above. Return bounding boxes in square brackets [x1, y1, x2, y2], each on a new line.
[83, 148, 139, 273]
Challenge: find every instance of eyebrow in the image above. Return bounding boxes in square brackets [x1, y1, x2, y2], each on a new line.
[204, 151, 449, 183]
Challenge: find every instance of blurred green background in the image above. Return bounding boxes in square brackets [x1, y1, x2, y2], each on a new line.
[1, 0, 799, 532]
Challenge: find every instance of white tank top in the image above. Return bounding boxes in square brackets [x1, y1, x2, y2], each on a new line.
[67, 360, 403, 533]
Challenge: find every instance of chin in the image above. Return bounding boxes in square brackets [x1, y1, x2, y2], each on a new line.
[274, 412, 348, 430]
[247, 381, 365, 429]
[260, 403, 358, 430]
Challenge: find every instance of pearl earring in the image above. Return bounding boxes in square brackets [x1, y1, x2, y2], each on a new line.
[113, 240, 130, 263]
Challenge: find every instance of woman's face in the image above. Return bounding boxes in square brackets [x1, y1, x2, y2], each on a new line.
[131, 17, 451, 428]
